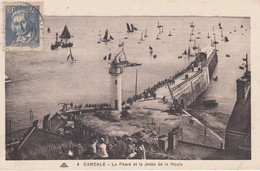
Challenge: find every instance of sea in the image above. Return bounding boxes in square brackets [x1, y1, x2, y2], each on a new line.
[5, 16, 250, 132]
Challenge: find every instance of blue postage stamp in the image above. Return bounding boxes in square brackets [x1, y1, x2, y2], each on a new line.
[3, 2, 43, 51]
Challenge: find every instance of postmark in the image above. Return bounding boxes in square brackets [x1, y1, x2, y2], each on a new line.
[3, 1, 43, 51]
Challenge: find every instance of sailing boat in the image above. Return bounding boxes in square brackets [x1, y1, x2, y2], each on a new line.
[67, 48, 76, 63]
[114, 48, 141, 67]
[102, 29, 114, 42]
[140, 32, 144, 41]
[118, 39, 124, 47]
[97, 31, 102, 44]
[157, 21, 163, 28]
[218, 23, 222, 29]
[221, 30, 223, 37]
[156, 34, 160, 40]
[47, 27, 51, 33]
[212, 26, 215, 35]
[190, 22, 195, 28]
[103, 53, 112, 60]
[126, 23, 137, 32]
[149, 46, 153, 54]
[207, 32, 210, 38]
[224, 36, 229, 42]
[5, 74, 12, 84]
[159, 27, 162, 34]
[193, 39, 198, 50]
[241, 24, 244, 28]
[213, 35, 219, 45]
[60, 25, 73, 48]
[189, 33, 193, 42]
[144, 29, 148, 37]
[168, 30, 172, 36]
[191, 27, 194, 35]
[182, 49, 187, 55]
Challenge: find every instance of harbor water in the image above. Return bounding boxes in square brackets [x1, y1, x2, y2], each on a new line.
[5, 16, 250, 131]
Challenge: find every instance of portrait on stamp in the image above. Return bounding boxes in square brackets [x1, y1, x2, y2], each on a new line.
[5, 5, 40, 47]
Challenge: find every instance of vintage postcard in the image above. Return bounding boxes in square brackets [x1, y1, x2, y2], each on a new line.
[1, 0, 260, 170]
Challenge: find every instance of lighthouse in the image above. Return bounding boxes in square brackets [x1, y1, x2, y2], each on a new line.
[109, 54, 123, 110]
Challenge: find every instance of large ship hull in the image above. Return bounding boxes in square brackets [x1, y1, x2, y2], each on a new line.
[168, 48, 218, 108]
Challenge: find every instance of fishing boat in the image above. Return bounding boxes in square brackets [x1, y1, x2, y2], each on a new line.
[102, 29, 114, 42]
[149, 46, 153, 54]
[126, 23, 137, 32]
[168, 31, 172, 36]
[207, 32, 210, 38]
[67, 49, 76, 63]
[213, 76, 218, 81]
[5, 74, 11, 84]
[203, 100, 218, 108]
[47, 27, 51, 33]
[224, 36, 229, 42]
[226, 54, 230, 57]
[178, 55, 182, 59]
[144, 29, 148, 37]
[153, 54, 157, 58]
[60, 25, 73, 48]
[196, 37, 201, 39]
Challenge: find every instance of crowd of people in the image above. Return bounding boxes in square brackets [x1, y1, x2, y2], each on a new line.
[69, 134, 146, 159]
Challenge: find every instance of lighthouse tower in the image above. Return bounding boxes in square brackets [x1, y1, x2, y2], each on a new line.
[109, 55, 123, 110]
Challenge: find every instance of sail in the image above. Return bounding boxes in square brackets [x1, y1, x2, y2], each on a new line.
[103, 29, 108, 40]
[149, 46, 153, 51]
[131, 24, 137, 31]
[184, 50, 187, 55]
[60, 25, 71, 39]
[188, 46, 191, 55]
[108, 53, 112, 60]
[103, 55, 107, 60]
[126, 23, 131, 31]
[110, 35, 114, 40]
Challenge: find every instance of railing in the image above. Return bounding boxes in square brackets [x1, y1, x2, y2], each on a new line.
[170, 69, 203, 92]
[109, 67, 123, 75]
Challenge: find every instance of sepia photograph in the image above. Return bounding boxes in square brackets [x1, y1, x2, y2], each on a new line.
[1, 0, 259, 170]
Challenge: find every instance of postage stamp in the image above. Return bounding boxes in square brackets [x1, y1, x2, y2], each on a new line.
[3, 1, 43, 51]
